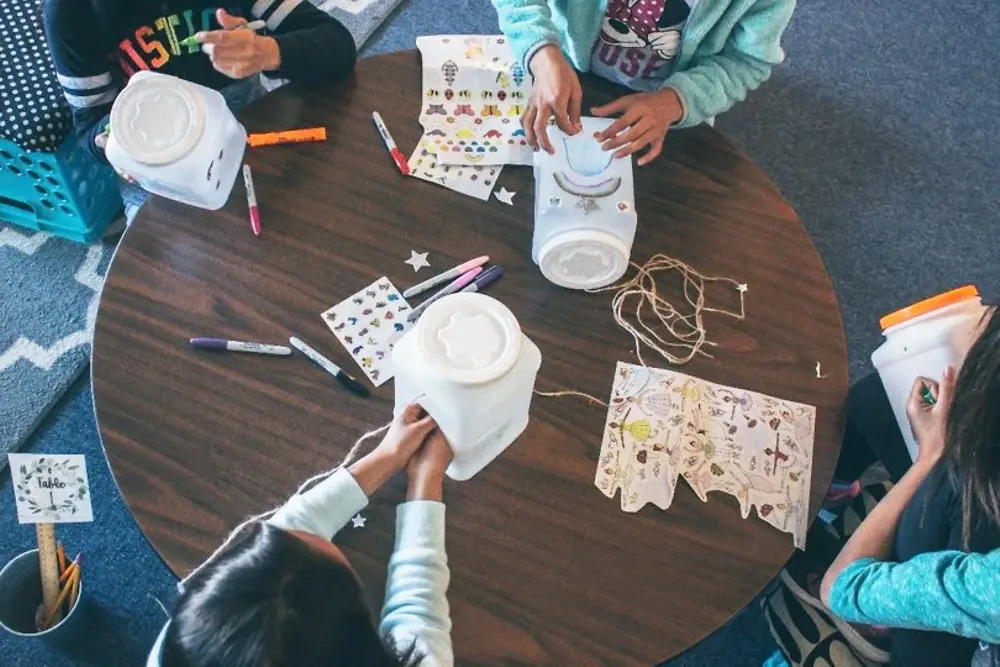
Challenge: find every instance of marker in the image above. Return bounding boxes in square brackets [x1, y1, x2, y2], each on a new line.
[289, 336, 370, 398]
[190, 338, 291, 355]
[179, 19, 266, 48]
[248, 127, 327, 148]
[921, 381, 937, 406]
[403, 255, 489, 299]
[460, 265, 503, 294]
[372, 111, 410, 175]
[407, 267, 483, 322]
[242, 164, 261, 236]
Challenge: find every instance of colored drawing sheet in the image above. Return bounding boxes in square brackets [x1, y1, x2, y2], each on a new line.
[594, 362, 816, 549]
[414, 35, 533, 167]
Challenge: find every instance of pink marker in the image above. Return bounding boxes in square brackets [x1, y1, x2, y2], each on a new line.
[406, 267, 483, 322]
[403, 255, 489, 299]
[242, 164, 261, 237]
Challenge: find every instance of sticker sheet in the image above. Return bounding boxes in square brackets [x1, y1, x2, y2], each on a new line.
[594, 362, 816, 549]
[408, 139, 501, 201]
[8, 454, 93, 524]
[414, 35, 533, 168]
[321, 277, 414, 386]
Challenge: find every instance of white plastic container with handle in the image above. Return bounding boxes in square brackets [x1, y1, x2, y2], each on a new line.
[392, 293, 542, 481]
[105, 71, 247, 210]
[532, 116, 637, 290]
[871, 285, 987, 461]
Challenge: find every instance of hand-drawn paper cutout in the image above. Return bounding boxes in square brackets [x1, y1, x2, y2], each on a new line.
[405, 250, 431, 272]
[594, 362, 816, 549]
[494, 187, 515, 205]
[8, 454, 93, 524]
[321, 277, 414, 386]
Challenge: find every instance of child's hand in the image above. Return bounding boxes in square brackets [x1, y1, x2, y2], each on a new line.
[523, 45, 583, 153]
[376, 403, 437, 466]
[906, 365, 956, 465]
[591, 89, 684, 166]
[196, 9, 281, 79]
[406, 429, 454, 501]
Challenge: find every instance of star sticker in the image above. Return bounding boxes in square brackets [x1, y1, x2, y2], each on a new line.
[494, 187, 515, 205]
[737, 283, 748, 294]
[404, 250, 430, 272]
[351, 513, 367, 528]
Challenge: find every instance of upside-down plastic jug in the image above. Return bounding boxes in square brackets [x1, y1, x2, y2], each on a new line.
[392, 293, 542, 480]
[533, 116, 637, 290]
[871, 285, 987, 461]
[104, 71, 246, 210]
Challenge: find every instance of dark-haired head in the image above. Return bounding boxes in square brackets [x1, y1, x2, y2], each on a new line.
[945, 305, 1000, 548]
[162, 521, 418, 667]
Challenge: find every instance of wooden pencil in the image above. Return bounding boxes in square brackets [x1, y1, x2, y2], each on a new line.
[43, 567, 78, 629]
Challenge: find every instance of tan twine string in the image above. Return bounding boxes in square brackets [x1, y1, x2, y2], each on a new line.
[534, 253, 746, 406]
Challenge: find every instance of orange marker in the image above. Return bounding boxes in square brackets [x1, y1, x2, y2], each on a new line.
[247, 127, 327, 148]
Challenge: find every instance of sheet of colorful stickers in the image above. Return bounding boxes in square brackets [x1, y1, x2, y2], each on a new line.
[595, 362, 817, 549]
[408, 35, 533, 200]
[321, 277, 414, 387]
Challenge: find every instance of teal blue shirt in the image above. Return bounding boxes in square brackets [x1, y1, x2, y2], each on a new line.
[490, 0, 795, 127]
[828, 551, 1000, 644]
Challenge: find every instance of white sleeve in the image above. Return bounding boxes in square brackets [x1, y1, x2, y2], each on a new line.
[266, 468, 369, 539]
[379, 502, 454, 666]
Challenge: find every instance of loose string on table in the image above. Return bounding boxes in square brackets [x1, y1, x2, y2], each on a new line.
[535, 253, 746, 406]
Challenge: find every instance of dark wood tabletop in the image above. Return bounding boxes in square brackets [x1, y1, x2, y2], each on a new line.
[92, 50, 848, 666]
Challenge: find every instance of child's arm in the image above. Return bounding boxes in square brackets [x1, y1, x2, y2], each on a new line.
[824, 550, 1000, 643]
[380, 430, 454, 666]
[239, 0, 357, 82]
[663, 0, 795, 128]
[490, 0, 563, 69]
[42, 0, 118, 162]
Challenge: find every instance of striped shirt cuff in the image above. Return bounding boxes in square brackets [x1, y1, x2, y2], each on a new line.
[251, 0, 303, 30]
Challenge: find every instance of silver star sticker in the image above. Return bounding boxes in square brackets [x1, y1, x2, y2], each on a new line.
[737, 283, 748, 294]
[576, 198, 600, 215]
[404, 250, 431, 272]
[351, 513, 367, 528]
[494, 187, 515, 205]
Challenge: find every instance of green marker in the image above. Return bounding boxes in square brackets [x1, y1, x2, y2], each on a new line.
[179, 35, 200, 48]
[921, 382, 937, 406]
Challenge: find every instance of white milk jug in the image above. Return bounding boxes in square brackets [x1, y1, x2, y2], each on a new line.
[533, 116, 637, 290]
[872, 285, 987, 461]
[105, 71, 247, 210]
[392, 293, 542, 481]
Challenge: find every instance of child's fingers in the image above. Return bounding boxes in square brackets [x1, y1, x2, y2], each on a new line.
[591, 97, 628, 117]
[568, 86, 583, 132]
[522, 105, 538, 150]
[601, 119, 647, 151]
[595, 110, 639, 142]
[637, 136, 664, 166]
[535, 105, 555, 154]
[936, 365, 956, 409]
[216, 8, 249, 31]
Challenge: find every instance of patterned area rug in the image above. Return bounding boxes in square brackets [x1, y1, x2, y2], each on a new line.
[0, 0, 406, 464]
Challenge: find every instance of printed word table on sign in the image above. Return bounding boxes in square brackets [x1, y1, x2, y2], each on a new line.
[91, 51, 848, 667]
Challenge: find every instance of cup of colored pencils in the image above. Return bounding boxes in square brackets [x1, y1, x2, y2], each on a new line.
[0, 544, 84, 638]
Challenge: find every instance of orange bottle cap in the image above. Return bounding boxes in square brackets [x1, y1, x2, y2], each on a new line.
[879, 285, 980, 331]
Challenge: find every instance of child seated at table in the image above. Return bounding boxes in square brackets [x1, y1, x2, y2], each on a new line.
[148, 404, 454, 667]
[43, 0, 357, 220]
[489, 0, 795, 165]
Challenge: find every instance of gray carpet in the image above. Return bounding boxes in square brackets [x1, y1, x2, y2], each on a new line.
[2, 0, 998, 665]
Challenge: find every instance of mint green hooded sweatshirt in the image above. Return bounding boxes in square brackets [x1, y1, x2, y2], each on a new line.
[491, 0, 796, 127]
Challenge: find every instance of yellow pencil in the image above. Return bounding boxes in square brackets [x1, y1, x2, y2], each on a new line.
[43, 567, 78, 629]
[69, 568, 81, 612]
[58, 561, 76, 585]
[56, 543, 66, 576]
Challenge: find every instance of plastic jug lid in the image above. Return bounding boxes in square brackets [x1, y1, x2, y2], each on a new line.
[879, 285, 980, 330]
[417, 293, 522, 385]
[537, 229, 629, 290]
[109, 73, 206, 166]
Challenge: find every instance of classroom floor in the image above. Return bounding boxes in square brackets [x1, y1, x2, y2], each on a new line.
[2, 0, 998, 665]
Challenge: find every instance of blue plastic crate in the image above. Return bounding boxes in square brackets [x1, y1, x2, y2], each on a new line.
[0, 134, 121, 243]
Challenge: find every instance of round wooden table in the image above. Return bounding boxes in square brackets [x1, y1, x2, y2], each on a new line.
[92, 51, 847, 666]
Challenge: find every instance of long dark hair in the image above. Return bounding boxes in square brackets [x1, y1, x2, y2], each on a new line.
[162, 521, 419, 667]
[945, 305, 1000, 548]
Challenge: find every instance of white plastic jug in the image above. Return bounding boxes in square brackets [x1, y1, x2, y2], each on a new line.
[532, 116, 637, 290]
[392, 293, 542, 481]
[871, 285, 987, 461]
[105, 71, 247, 210]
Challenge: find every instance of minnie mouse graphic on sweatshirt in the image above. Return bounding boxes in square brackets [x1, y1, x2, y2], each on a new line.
[590, 0, 695, 91]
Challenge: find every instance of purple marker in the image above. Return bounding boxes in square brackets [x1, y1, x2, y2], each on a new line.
[406, 266, 483, 322]
[460, 265, 503, 294]
[190, 338, 292, 356]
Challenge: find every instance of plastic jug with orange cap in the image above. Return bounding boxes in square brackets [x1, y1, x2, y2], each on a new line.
[871, 285, 987, 461]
